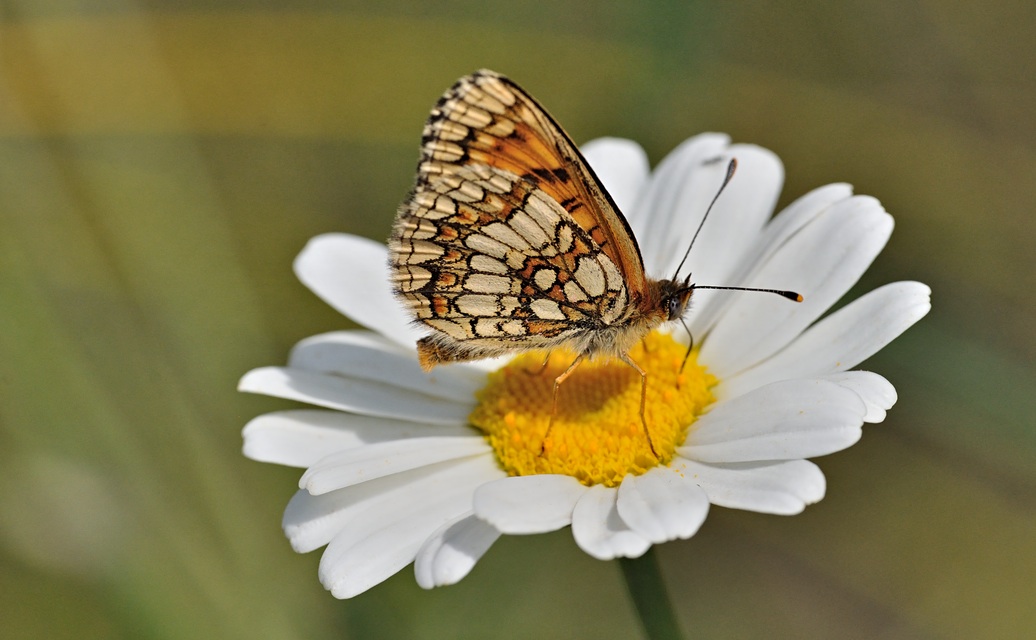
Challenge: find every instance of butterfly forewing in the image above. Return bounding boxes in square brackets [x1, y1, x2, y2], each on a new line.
[415, 70, 646, 293]
[390, 70, 652, 367]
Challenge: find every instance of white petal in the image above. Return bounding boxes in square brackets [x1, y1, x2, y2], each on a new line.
[571, 485, 652, 560]
[242, 410, 475, 468]
[294, 234, 423, 347]
[720, 281, 931, 397]
[616, 466, 710, 543]
[580, 137, 649, 219]
[414, 512, 501, 589]
[678, 458, 826, 515]
[284, 470, 425, 554]
[283, 456, 501, 553]
[632, 133, 730, 273]
[680, 379, 866, 462]
[737, 183, 855, 272]
[701, 196, 894, 377]
[300, 436, 490, 494]
[473, 475, 588, 534]
[312, 455, 502, 598]
[242, 408, 474, 463]
[692, 183, 854, 336]
[819, 371, 897, 423]
[238, 367, 471, 424]
[289, 330, 485, 404]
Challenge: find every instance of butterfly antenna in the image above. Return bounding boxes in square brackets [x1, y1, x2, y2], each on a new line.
[672, 158, 738, 279]
[693, 285, 803, 302]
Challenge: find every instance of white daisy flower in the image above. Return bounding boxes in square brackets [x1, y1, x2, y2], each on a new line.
[240, 134, 931, 599]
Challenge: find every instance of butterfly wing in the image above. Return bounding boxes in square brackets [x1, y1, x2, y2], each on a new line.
[390, 71, 648, 367]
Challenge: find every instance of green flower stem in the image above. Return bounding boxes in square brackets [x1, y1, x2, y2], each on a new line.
[619, 547, 685, 640]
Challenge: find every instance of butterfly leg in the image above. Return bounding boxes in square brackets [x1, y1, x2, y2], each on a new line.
[618, 353, 659, 459]
[539, 354, 584, 455]
[524, 351, 552, 376]
[671, 314, 696, 385]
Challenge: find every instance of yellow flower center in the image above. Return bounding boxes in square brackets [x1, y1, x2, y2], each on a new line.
[469, 332, 716, 488]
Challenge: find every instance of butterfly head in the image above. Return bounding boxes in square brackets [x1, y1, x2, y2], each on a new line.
[657, 277, 696, 322]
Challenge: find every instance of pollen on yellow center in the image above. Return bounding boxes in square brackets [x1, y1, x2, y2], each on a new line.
[468, 332, 717, 488]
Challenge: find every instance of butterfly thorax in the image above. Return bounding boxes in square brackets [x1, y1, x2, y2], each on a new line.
[569, 277, 694, 359]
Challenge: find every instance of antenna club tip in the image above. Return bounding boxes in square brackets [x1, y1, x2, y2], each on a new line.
[790, 292, 804, 302]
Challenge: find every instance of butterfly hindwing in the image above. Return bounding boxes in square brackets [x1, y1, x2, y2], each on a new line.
[392, 164, 630, 355]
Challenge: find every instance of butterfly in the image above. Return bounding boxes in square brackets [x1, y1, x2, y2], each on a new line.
[388, 70, 800, 454]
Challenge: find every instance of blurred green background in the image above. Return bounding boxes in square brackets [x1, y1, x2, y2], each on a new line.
[1, 1, 1033, 638]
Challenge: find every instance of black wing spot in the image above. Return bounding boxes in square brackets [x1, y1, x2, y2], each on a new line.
[558, 197, 583, 213]
[531, 167, 555, 182]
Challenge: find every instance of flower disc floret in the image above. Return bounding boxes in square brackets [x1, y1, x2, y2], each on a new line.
[469, 332, 716, 487]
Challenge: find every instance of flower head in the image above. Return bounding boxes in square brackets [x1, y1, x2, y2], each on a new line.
[240, 134, 930, 598]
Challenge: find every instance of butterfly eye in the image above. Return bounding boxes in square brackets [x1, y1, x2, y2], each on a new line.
[667, 296, 683, 320]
